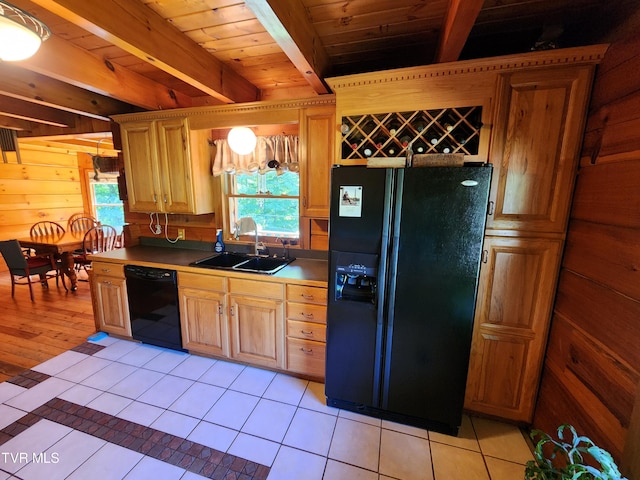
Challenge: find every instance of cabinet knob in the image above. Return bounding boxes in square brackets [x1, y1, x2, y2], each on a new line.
[230, 306, 234, 316]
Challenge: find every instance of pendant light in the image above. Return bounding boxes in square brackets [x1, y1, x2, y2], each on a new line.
[0, 1, 50, 62]
[227, 127, 257, 155]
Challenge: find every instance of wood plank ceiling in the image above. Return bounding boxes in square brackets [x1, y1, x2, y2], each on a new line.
[0, 0, 636, 152]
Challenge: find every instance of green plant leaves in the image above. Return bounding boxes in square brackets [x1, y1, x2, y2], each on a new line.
[524, 424, 627, 480]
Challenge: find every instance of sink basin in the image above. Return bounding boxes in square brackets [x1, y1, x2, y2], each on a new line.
[190, 252, 293, 274]
[190, 252, 248, 269]
[233, 256, 292, 274]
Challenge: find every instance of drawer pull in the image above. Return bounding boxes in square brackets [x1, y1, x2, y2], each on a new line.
[301, 312, 314, 319]
[300, 347, 314, 355]
[300, 330, 314, 336]
[301, 294, 314, 300]
[100, 268, 111, 273]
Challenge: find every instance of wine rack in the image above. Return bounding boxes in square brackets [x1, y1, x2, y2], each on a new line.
[340, 106, 482, 160]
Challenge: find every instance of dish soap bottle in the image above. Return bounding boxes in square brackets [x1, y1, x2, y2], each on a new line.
[214, 229, 225, 253]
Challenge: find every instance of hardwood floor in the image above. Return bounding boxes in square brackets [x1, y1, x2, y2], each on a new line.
[0, 270, 96, 383]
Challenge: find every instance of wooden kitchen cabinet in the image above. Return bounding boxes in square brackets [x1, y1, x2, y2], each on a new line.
[119, 117, 216, 214]
[465, 236, 563, 420]
[91, 262, 131, 338]
[228, 278, 284, 369]
[178, 272, 229, 357]
[464, 64, 597, 422]
[485, 66, 594, 234]
[285, 284, 327, 379]
[299, 106, 335, 218]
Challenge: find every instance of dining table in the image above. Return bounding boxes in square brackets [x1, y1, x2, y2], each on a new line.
[18, 231, 85, 291]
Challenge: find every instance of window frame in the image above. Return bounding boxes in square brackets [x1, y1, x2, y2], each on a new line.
[224, 171, 300, 244]
[87, 171, 125, 233]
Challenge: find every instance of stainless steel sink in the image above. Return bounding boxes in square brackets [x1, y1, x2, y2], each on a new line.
[233, 256, 292, 274]
[190, 252, 248, 269]
[190, 252, 292, 274]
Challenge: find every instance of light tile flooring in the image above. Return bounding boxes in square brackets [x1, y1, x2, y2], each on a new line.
[0, 337, 533, 479]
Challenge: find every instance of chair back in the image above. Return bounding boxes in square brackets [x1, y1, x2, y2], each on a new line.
[0, 240, 28, 269]
[30, 221, 65, 237]
[69, 216, 99, 233]
[82, 225, 118, 255]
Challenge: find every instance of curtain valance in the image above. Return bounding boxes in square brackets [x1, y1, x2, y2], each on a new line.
[212, 135, 299, 176]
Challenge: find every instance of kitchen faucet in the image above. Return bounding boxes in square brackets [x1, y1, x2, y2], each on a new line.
[235, 217, 267, 256]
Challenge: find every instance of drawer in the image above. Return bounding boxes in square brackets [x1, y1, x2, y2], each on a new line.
[178, 271, 226, 291]
[286, 302, 327, 324]
[287, 338, 326, 378]
[229, 278, 284, 299]
[91, 262, 123, 277]
[287, 320, 326, 342]
[286, 284, 327, 305]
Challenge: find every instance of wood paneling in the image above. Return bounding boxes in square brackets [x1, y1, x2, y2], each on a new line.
[0, 146, 84, 271]
[533, 30, 640, 472]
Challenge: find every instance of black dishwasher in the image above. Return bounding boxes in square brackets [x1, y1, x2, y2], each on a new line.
[124, 265, 185, 352]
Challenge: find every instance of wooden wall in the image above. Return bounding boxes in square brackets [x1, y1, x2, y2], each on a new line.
[0, 145, 94, 272]
[532, 30, 640, 475]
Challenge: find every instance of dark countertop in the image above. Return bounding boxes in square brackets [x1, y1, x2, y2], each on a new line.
[89, 246, 328, 286]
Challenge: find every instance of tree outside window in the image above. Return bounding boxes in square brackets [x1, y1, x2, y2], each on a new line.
[89, 173, 124, 233]
[227, 170, 299, 239]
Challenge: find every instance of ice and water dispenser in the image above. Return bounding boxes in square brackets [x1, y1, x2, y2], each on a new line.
[333, 252, 378, 304]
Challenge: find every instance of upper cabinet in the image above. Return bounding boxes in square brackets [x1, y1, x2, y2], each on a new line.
[299, 105, 335, 218]
[486, 66, 595, 234]
[119, 117, 215, 214]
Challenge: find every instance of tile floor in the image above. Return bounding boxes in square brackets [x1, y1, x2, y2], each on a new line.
[0, 337, 533, 479]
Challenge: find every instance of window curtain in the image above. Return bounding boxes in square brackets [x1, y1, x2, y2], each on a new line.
[211, 135, 299, 176]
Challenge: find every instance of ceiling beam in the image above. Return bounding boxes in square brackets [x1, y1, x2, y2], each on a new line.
[434, 0, 485, 63]
[13, 115, 111, 139]
[0, 94, 78, 127]
[28, 0, 260, 104]
[0, 63, 137, 121]
[23, 35, 193, 111]
[245, 0, 330, 94]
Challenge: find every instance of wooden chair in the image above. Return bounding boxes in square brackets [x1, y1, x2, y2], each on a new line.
[0, 240, 67, 301]
[30, 221, 65, 237]
[73, 225, 118, 274]
[68, 214, 99, 233]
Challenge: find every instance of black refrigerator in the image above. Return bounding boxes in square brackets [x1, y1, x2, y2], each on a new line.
[325, 164, 492, 435]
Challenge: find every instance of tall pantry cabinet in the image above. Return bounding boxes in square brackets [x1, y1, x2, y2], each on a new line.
[327, 45, 607, 423]
[464, 65, 597, 422]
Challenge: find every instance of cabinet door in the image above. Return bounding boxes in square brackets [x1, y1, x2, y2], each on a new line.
[229, 295, 284, 369]
[120, 121, 162, 212]
[299, 106, 335, 218]
[487, 66, 593, 233]
[179, 287, 228, 357]
[465, 236, 563, 422]
[156, 118, 195, 213]
[93, 275, 131, 337]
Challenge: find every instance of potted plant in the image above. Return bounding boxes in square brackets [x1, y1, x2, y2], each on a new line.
[525, 424, 628, 479]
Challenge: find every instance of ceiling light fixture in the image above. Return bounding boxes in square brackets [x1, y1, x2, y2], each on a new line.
[0, 1, 50, 62]
[227, 127, 257, 155]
